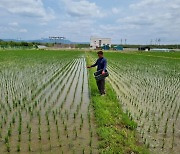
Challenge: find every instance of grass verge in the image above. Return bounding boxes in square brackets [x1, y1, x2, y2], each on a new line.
[86, 54, 149, 154]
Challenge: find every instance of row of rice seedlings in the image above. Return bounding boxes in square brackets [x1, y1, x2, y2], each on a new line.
[70, 61, 82, 110]
[30, 61, 70, 101]
[45, 112, 52, 150]
[87, 100, 94, 153]
[73, 60, 85, 121]
[30, 61, 76, 113]
[42, 61, 79, 114]
[70, 60, 85, 127]
[109, 59, 180, 151]
[54, 116, 62, 147]
[30, 65, 61, 101]
[42, 60, 77, 104]
[58, 61, 80, 111]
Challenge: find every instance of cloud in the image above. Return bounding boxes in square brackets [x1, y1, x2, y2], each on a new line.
[0, 26, 27, 33]
[56, 19, 95, 41]
[62, 0, 104, 18]
[115, 0, 180, 42]
[8, 22, 19, 27]
[112, 8, 120, 14]
[0, 0, 55, 21]
[0, 22, 27, 34]
[130, 0, 164, 9]
[54, 0, 105, 41]
[127, 0, 180, 26]
[19, 29, 28, 33]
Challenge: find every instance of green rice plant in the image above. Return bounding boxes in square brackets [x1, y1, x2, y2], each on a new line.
[17, 143, 21, 152]
[162, 138, 165, 149]
[66, 113, 69, 121]
[88, 112, 91, 124]
[146, 142, 150, 148]
[148, 126, 151, 133]
[64, 124, 67, 131]
[5, 135, 9, 144]
[57, 130, 60, 139]
[82, 148, 85, 154]
[4, 118, 7, 125]
[18, 124, 22, 135]
[80, 123, 82, 130]
[28, 126, 32, 141]
[18, 133, 21, 142]
[6, 142, 10, 152]
[38, 126, 41, 141]
[75, 130, 78, 138]
[48, 131, 51, 141]
[55, 119, 58, 126]
[7, 128, 12, 137]
[52, 111, 56, 121]
[0, 130, 2, 138]
[38, 113, 41, 125]
[81, 114, 84, 124]
[26, 122, 29, 129]
[172, 123, 175, 134]
[28, 142, 31, 152]
[175, 106, 180, 121]
[90, 148, 92, 154]
[90, 131, 93, 138]
[89, 138, 92, 147]
[74, 113, 76, 120]
[12, 115, 15, 124]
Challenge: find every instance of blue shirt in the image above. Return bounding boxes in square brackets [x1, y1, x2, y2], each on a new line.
[91, 57, 107, 71]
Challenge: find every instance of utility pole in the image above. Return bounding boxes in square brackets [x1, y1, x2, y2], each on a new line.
[158, 38, 161, 46]
[150, 39, 153, 45]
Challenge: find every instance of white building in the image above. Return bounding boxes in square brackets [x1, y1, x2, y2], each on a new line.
[90, 37, 111, 49]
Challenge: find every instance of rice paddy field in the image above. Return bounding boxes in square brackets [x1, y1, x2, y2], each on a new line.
[0, 50, 98, 153]
[0, 49, 179, 154]
[90, 51, 180, 154]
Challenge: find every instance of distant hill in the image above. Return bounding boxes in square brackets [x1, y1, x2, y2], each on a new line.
[2, 38, 89, 44]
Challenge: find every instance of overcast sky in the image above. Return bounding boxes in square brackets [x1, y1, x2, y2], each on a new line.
[0, 0, 180, 44]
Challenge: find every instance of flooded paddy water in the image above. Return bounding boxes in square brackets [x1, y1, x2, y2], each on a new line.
[0, 51, 98, 154]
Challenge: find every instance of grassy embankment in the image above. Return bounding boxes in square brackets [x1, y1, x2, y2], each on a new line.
[86, 53, 149, 154]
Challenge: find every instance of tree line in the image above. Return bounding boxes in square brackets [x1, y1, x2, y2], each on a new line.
[0, 40, 38, 49]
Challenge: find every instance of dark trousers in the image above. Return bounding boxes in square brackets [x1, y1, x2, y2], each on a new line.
[97, 79, 105, 95]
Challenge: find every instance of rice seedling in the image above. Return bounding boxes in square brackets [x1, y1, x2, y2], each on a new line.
[6, 143, 10, 152]
[17, 143, 21, 152]
[28, 142, 31, 152]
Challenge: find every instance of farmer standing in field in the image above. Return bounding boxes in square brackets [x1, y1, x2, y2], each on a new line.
[87, 51, 107, 96]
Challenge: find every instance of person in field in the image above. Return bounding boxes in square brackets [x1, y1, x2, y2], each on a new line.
[87, 51, 107, 96]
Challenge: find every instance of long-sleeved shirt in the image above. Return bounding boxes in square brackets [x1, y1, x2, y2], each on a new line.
[91, 57, 107, 71]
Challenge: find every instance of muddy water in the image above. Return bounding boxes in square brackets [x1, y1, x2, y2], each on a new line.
[0, 56, 98, 154]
